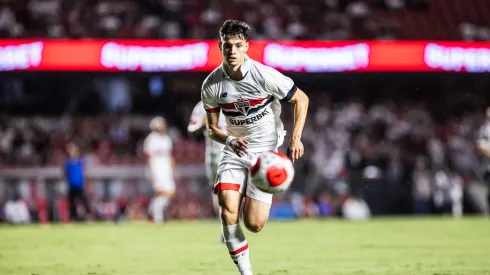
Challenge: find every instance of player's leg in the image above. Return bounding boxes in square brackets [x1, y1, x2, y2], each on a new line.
[450, 181, 463, 218]
[209, 160, 224, 242]
[242, 177, 272, 233]
[215, 169, 253, 275]
[242, 198, 271, 233]
[80, 188, 91, 220]
[151, 193, 166, 224]
[151, 181, 174, 224]
[68, 187, 78, 221]
[206, 158, 220, 216]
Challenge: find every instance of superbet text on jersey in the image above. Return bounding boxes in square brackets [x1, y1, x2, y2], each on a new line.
[201, 55, 296, 153]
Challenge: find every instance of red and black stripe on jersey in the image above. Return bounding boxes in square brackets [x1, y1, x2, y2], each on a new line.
[204, 84, 297, 114]
[219, 96, 275, 117]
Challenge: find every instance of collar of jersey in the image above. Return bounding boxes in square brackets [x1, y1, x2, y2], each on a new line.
[221, 55, 251, 79]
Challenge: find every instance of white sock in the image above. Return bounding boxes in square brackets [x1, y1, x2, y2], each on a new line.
[222, 223, 252, 275]
[452, 199, 463, 218]
[152, 196, 168, 224]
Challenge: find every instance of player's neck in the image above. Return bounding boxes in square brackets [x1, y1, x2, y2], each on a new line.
[224, 62, 245, 81]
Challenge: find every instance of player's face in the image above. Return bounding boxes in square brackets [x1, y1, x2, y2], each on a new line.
[67, 144, 79, 158]
[155, 121, 167, 134]
[219, 35, 249, 67]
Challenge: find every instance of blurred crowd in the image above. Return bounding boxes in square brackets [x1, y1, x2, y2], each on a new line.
[0, 0, 489, 41]
[295, 95, 488, 214]
[0, 115, 204, 167]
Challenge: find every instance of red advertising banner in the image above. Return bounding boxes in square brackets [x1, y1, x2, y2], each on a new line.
[1, 40, 490, 73]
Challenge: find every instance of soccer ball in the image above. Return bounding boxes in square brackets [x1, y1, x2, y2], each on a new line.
[249, 151, 295, 194]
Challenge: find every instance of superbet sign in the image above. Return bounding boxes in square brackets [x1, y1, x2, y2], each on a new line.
[1, 39, 490, 73]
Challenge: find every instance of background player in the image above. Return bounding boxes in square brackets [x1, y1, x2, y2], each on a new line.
[187, 101, 226, 216]
[144, 116, 176, 224]
[64, 142, 91, 222]
[201, 20, 309, 275]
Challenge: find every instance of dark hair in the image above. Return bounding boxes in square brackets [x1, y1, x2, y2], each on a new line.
[219, 20, 251, 40]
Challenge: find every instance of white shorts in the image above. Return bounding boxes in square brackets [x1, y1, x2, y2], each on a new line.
[213, 150, 273, 205]
[153, 179, 176, 194]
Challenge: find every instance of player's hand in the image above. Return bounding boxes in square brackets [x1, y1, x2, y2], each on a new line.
[231, 137, 248, 157]
[287, 138, 304, 164]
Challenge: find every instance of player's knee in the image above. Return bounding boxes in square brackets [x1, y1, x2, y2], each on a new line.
[244, 218, 264, 233]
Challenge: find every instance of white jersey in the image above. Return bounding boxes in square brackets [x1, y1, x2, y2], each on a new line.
[143, 132, 174, 182]
[187, 101, 226, 156]
[201, 55, 297, 153]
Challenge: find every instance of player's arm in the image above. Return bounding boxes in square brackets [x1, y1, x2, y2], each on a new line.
[206, 110, 247, 156]
[188, 116, 207, 137]
[478, 139, 490, 158]
[263, 65, 309, 163]
[187, 102, 207, 137]
[477, 127, 490, 157]
[170, 155, 177, 182]
[202, 80, 247, 156]
[143, 138, 156, 184]
[480, 147, 490, 158]
[205, 110, 228, 144]
[146, 156, 156, 185]
[287, 88, 309, 163]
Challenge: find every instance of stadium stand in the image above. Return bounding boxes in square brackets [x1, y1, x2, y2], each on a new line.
[0, 0, 488, 40]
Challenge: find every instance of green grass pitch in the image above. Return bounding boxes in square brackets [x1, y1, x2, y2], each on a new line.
[1, 217, 489, 275]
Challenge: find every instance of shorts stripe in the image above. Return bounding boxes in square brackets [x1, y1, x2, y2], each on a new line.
[205, 107, 220, 113]
[213, 182, 240, 194]
[229, 244, 249, 255]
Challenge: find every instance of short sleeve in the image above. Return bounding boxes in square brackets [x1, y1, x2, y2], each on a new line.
[201, 80, 219, 113]
[263, 66, 297, 102]
[187, 101, 206, 132]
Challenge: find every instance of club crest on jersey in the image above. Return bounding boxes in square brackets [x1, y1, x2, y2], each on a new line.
[234, 96, 251, 115]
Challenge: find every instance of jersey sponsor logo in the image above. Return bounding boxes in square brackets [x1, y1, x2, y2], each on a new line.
[229, 109, 270, 125]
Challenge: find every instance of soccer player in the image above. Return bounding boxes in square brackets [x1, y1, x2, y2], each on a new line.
[144, 116, 176, 224]
[187, 101, 226, 215]
[201, 20, 309, 275]
[64, 142, 91, 221]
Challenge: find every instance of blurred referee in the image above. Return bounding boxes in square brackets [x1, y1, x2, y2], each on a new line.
[64, 142, 90, 222]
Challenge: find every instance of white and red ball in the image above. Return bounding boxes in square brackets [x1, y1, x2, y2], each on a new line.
[249, 151, 295, 194]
